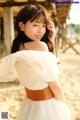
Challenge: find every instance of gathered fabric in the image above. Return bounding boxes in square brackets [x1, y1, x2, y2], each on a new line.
[0, 50, 71, 120]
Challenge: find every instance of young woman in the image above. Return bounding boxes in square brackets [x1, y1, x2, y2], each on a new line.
[11, 4, 55, 53]
[0, 4, 71, 120]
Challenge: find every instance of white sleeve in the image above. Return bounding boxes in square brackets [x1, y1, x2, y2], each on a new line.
[0, 54, 19, 82]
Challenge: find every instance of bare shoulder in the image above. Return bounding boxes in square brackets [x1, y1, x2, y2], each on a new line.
[34, 41, 49, 51]
[24, 41, 49, 51]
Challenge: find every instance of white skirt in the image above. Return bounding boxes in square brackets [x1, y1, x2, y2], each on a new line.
[17, 97, 71, 120]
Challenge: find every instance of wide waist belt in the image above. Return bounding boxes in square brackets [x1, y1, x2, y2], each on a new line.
[25, 86, 54, 101]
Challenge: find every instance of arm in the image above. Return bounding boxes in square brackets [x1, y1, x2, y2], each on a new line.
[48, 80, 65, 102]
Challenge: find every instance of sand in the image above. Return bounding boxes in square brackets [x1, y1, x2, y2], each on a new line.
[0, 47, 80, 120]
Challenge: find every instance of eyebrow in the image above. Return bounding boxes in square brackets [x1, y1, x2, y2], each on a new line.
[33, 21, 46, 24]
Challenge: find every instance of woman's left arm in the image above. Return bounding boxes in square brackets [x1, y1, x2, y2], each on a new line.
[48, 80, 65, 102]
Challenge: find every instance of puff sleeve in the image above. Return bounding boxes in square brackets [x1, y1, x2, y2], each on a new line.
[0, 54, 19, 82]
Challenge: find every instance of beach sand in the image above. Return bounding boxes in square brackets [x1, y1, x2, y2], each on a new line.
[0, 46, 80, 120]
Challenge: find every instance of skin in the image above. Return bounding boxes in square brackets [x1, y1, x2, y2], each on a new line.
[19, 20, 55, 43]
[19, 20, 64, 102]
[20, 41, 49, 51]
[47, 20, 55, 43]
[20, 41, 64, 102]
[49, 81, 64, 102]
[19, 20, 46, 41]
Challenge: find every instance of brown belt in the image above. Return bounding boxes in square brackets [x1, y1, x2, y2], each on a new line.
[25, 86, 54, 101]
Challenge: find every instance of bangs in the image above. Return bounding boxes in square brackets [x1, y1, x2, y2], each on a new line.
[30, 12, 48, 24]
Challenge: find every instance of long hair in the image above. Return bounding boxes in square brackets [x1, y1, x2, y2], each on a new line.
[11, 4, 54, 53]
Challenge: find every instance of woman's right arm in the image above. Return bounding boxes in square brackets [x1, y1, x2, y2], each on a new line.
[48, 80, 65, 102]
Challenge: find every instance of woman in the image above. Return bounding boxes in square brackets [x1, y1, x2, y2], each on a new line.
[11, 4, 55, 53]
[0, 4, 71, 120]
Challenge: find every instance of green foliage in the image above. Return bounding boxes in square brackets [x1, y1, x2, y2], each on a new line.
[70, 24, 80, 33]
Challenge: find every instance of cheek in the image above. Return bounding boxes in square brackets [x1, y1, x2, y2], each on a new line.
[43, 28, 46, 34]
[24, 28, 32, 35]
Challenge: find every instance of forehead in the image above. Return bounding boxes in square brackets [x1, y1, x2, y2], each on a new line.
[27, 20, 46, 25]
[32, 19, 46, 24]
[31, 14, 48, 24]
[25, 20, 46, 26]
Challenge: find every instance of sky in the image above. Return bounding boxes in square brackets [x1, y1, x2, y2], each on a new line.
[67, 3, 80, 24]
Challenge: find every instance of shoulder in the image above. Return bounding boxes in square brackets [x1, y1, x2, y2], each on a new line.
[33, 41, 49, 51]
[24, 41, 49, 52]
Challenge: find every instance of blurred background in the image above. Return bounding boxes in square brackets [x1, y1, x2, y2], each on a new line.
[0, 0, 80, 120]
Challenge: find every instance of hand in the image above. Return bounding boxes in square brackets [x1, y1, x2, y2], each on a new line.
[47, 21, 56, 43]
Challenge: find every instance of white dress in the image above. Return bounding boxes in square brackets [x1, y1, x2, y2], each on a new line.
[0, 50, 71, 120]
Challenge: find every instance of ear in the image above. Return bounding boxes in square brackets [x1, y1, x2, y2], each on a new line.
[18, 22, 25, 31]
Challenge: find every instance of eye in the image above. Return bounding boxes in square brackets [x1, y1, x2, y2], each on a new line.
[33, 24, 38, 26]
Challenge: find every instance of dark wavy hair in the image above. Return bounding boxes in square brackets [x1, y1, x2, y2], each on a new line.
[11, 4, 54, 53]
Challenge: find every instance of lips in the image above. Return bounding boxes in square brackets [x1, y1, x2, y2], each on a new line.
[35, 35, 43, 39]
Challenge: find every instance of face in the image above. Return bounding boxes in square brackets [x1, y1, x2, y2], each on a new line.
[19, 20, 46, 41]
